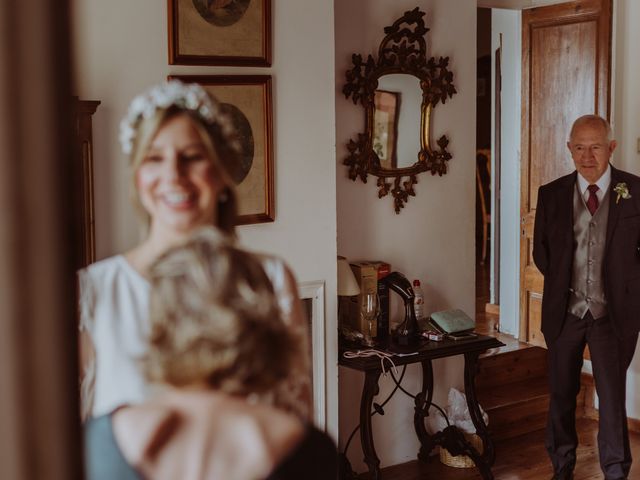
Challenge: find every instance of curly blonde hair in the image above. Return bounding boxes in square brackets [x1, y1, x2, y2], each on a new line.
[143, 227, 300, 395]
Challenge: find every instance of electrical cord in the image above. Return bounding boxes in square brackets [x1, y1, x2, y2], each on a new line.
[342, 348, 400, 376]
[341, 349, 451, 460]
[342, 362, 407, 456]
[388, 366, 450, 428]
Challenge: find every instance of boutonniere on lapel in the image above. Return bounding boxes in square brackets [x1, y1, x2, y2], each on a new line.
[613, 182, 632, 204]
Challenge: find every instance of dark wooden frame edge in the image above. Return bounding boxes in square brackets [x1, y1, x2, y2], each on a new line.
[167, 0, 272, 67]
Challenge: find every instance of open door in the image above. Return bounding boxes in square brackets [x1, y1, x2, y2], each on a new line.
[519, 0, 612, 346]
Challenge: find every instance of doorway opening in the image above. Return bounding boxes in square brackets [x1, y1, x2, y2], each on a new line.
[476, 7, 499, 333]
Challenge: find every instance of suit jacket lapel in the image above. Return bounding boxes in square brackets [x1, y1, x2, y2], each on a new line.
[558, 172, 576, 249]
[606, 164, 622, 251]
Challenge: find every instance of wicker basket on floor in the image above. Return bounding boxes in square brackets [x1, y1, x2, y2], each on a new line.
[439, 432, 483, 468]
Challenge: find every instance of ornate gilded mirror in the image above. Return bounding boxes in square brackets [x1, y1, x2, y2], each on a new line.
[342, 8, 457, 213]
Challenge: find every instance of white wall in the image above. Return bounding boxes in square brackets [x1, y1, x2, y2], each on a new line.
[491, 9, 521, 337]
[72, 0, 339, 437]
[336, 0, 476, 471]
[612, 0, 640, 421]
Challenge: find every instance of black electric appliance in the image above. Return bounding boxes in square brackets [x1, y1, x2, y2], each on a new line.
[378, 271, 420, 349]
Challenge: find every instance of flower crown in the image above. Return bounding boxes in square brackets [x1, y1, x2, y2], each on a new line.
[119, 80, 236, 155]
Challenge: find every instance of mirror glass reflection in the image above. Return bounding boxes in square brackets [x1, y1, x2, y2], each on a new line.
[374, 74, 422, 170]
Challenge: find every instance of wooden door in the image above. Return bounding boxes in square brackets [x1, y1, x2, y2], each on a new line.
[520, 0, 611, 347]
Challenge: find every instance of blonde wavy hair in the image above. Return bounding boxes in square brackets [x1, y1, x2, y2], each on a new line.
[143, 227, 300, 395]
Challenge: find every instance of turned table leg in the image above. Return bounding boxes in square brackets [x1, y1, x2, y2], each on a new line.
[360, 369, 382, 479]
[414, 359, 436, 461]
[464, 350, 496, 479]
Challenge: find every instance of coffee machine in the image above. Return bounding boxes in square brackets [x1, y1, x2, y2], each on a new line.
[379, 271, 421, 349]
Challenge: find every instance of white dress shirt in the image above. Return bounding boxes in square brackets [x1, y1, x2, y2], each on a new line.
[577, 164, 611, 204]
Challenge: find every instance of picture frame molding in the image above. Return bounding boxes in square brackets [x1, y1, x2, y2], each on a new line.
[298, 280, 327, 430]
[168, 0, 272, 67]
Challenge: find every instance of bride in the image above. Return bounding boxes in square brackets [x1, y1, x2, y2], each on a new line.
[79, 80, 311, 421]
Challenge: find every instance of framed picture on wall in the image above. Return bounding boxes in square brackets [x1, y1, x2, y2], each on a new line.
[168, 0, 272, 66]
[169, 75, 274, 225]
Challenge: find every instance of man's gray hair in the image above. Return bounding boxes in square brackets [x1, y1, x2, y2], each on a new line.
[569, 114, 613, 142]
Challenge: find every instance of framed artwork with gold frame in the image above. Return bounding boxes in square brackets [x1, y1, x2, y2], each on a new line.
[169, 75, 274, 225]
[168, 0, 272, 66]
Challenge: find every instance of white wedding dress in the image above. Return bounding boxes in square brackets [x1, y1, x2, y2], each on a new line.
[79, 254, 311, 420]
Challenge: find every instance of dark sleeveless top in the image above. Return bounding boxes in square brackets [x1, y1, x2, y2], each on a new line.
[84, 414, 140, 480]
[84, 414, 337, 480]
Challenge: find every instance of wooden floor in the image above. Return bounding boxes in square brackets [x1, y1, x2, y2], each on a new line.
[374, 418, 640, 479]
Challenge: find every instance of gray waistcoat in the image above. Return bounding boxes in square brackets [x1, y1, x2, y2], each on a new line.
[567, 183, 609, 319]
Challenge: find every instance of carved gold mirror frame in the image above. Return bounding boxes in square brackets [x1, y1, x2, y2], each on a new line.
[342, 8, 457, 213]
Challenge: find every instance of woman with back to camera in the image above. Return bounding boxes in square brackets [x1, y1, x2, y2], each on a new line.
[85, 228, 337, 480]
[79, 81, 311, 421]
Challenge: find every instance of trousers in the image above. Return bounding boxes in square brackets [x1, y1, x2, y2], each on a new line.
[545, 311, 638, 479]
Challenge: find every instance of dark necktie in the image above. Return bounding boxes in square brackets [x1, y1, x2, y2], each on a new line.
[587, 184, 599, 216]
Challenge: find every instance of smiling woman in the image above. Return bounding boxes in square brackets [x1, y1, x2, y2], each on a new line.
[78, 81, 312, 425]
[134, 115, 228, 238]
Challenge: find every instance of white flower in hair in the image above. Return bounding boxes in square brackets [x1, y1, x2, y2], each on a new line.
[119, 80, 231, 155]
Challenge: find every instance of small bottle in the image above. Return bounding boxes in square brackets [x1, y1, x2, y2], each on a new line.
[413, 279, 425, 321]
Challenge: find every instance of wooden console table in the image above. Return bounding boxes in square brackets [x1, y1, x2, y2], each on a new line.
[339, 335, 504, 479]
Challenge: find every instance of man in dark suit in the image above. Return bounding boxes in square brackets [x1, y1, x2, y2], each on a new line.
[533, 115, 640, 480]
